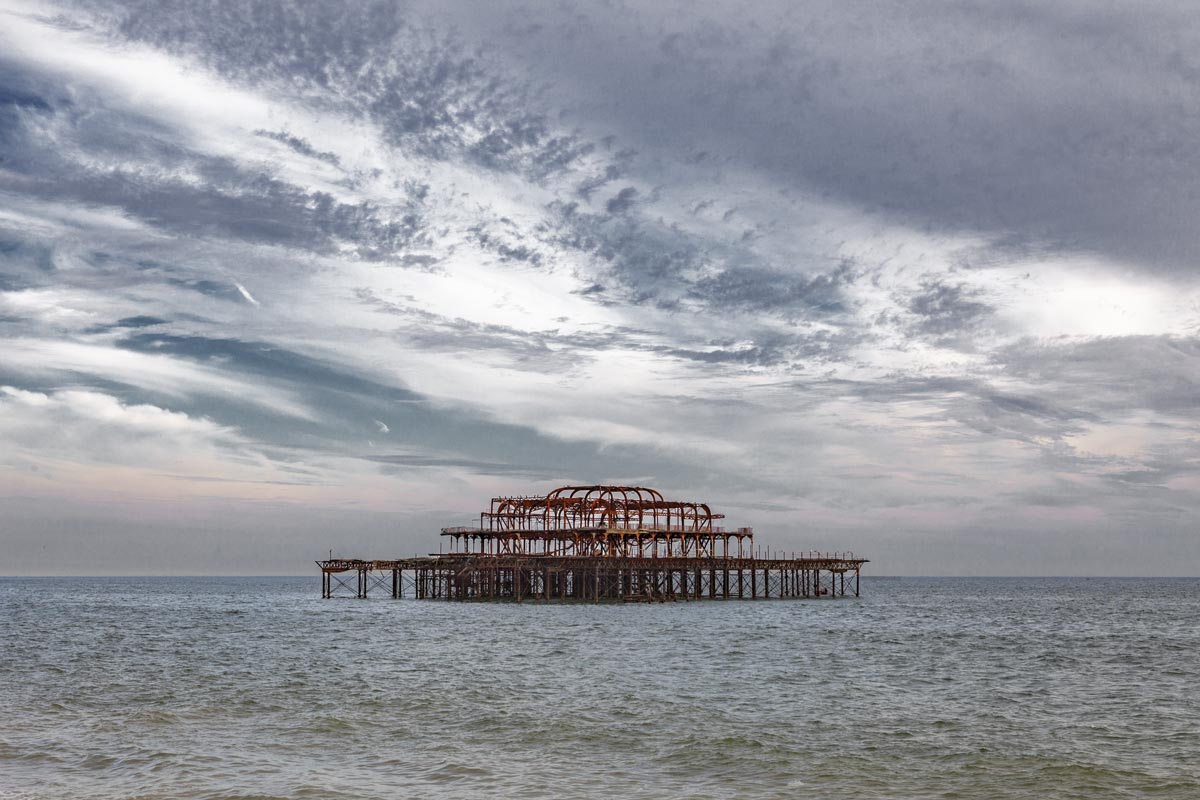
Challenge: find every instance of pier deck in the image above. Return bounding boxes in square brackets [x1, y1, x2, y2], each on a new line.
[319, 552, 866, 601]
[319, 485, 866, 602]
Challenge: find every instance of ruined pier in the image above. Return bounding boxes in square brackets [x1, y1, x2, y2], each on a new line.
[318, 485, 867, 602]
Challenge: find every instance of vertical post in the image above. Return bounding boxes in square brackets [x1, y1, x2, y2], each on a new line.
[855, 567, 860, 597]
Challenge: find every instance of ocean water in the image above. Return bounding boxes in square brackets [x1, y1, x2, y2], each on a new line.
[1, 577, 1197, 799]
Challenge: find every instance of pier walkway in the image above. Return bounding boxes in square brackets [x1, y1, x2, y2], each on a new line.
[319, 485, 867, 602]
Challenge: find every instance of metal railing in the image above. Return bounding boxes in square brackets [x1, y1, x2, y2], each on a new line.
[442, 525, 754, 535]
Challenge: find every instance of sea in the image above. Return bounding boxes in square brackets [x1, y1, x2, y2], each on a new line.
[1, 576, 1197, 799]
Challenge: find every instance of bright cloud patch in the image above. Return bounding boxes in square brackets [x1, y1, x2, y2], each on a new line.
[0, 385, 241, 473]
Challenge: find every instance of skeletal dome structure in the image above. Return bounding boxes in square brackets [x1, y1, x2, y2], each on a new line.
[319, 484, 866, 602]
[486, 485, 720, 532]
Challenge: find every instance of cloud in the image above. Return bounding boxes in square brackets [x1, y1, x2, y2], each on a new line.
[254, 128, 340, 166]
[604, 186, 638, 214]
[0, 384, 241, 467]
[907, 280, 994, 338]
[998, 335, 1200, 419]
[1, 0, 1199, 573]
[361, 452, 559, 479]
[438, 0, 1200, 275]
[0, 338, 317, 420]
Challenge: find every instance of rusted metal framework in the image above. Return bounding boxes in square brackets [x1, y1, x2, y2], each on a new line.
[484, 485, 721, 532]
[318, 485, 867, 603]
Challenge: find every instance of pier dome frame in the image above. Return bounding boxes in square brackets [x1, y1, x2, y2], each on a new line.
[319, 485, 867, 602]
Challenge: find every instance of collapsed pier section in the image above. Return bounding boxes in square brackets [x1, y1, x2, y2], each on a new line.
[318, 485, 867, 602]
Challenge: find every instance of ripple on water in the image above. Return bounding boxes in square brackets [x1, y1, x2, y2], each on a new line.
[1, 577, 1198, 799]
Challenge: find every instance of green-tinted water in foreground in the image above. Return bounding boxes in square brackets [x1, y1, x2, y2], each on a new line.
[2, 576, 1197, 799]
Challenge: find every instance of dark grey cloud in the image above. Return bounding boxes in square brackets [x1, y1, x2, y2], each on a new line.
[908, 280, 993, 336]
[254, 129, 340, 166]
[1001, 452, 1200, 516]
[604, 186, 638, 214]
[0, 236, 54, 275]
[575, 164, 622, 200]
[436, 0, 1200, 274]
[690, 263, 852, 316]
[545, 207, 719, 310]
[468, 223, 545, 267]
[810, 375, 1095, 446]
[0, 63, 430, 261]
[6, 152, 429, 260]
[76, 0, 594, 179]
[114, 315, 167, 328]
[83, 315, 168, 334]
[0, 84, 54, 112]
[998, 336, 1200, 417]
[905, 278, 996, 350]
[0, 271, 31, 292]
[799, 335, 1200, 502]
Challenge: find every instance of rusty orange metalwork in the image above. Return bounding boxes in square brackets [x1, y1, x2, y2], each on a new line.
[319, 485, 867, 602]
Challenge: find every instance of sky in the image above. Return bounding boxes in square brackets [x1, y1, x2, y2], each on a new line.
[1, 0, 1198, 575]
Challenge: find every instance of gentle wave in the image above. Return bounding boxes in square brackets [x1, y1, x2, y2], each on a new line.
[1, 577, 1198, 799]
